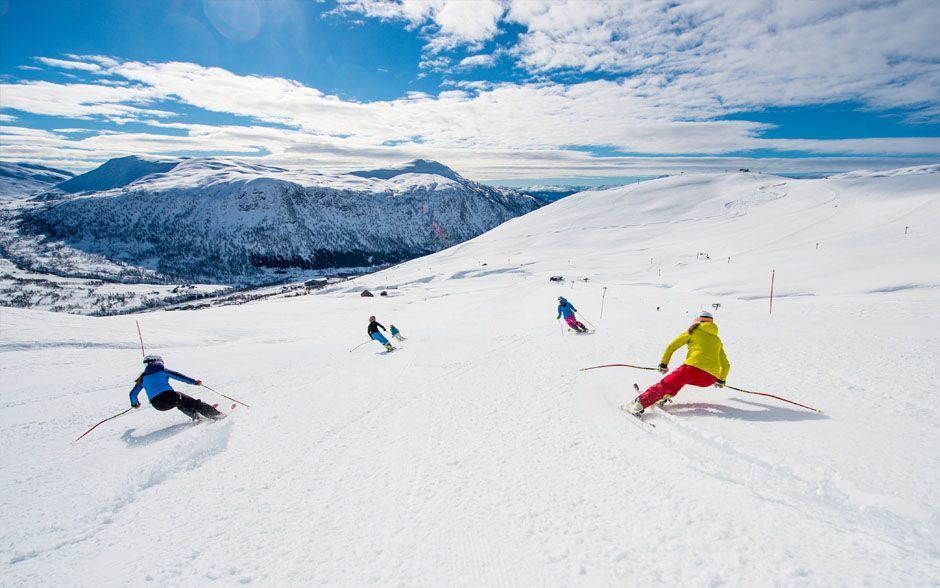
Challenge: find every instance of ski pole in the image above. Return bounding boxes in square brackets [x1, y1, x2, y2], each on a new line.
[576, 311, 597, 330]
[75, 407, 134, 442]
[726, 385, 822, 413]
[200, 384, 251, 408]
[579, 363, 661, 372]
[349, 340, 371, 352]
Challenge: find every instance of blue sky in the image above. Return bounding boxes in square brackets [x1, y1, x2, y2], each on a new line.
[2, 0, 939, 182]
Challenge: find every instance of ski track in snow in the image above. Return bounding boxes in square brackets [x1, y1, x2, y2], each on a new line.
[1, 169, 939, 586]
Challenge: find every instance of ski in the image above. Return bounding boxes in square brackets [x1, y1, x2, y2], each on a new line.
[620, 404, 655, 429]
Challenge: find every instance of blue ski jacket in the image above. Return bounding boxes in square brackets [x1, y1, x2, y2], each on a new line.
[130, 363, 197, 405]
[557, 300, 577, 319]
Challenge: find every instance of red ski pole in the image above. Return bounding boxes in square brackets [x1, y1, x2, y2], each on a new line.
[579, 363, 661, 372]
[75, 407, 134, 442]
[726, 385, 822, 413]
[200, 384, 250, 408]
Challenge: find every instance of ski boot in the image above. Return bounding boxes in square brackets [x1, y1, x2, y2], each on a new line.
[658, 395, 673, 408]
[384, 343, 394, 352]
[623, 398, 645, 416]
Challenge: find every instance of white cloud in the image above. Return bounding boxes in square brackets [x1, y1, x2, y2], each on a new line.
[3, 50, 939, 178]
[457, 53, 496, 69]
[35, 57, 103, 73]
[0, 80, 170, 121]
[336, 0, 505, 52]
[340, 0, 940, 122]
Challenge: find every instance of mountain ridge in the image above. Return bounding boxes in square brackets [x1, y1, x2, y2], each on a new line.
[8, 156, 539, 283]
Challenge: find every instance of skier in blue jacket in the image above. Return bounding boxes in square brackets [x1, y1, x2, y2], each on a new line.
[129, 355, 223, 420]
[557, 296, 588, 332]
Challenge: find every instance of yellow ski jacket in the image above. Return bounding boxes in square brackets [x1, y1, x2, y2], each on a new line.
[660, 321, 730, 380]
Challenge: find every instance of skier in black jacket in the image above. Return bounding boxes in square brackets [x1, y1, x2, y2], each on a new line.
[368, 316, 395, 351]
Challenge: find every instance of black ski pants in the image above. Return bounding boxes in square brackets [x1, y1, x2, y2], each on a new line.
[150, 390, 221, 420]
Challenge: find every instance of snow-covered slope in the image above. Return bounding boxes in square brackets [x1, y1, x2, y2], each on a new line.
[399, 166, 938, 297]
[1, 167, 938, 586]
[0, 162, 73, 200]
[11, 157, 539, 283]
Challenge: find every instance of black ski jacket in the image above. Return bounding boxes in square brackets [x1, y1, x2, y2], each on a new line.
[368, 321, 386, 336]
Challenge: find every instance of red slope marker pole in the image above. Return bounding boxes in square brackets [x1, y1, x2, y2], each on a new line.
[769, 269, 775, 315]
[136, 320, 146, 357]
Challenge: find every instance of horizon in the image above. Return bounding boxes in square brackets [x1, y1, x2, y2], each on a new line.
[2, 0, 940, 182]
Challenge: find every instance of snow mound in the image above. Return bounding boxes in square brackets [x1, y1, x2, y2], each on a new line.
[57, 156, 180, 193]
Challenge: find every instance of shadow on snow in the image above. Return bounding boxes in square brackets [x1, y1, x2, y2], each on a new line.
[666, 398, 829, 422]
[121, 422, 197, 447]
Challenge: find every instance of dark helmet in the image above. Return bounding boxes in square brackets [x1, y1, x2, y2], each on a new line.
[143, 354, 163, 365]
[369, 315, 376, 322]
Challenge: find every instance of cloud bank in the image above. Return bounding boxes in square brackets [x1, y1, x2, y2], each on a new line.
[2, 0, 939, 179]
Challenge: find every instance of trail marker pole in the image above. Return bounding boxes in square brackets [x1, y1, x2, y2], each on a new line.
[135, 320, 145, 357]
[769, 270, 775, 315]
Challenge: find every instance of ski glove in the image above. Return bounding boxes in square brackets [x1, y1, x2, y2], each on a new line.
[195, 379, 202, 386]
[131, 402, 140, 408]
[658, 363, 668, 373]
[714, 379, 726, 388]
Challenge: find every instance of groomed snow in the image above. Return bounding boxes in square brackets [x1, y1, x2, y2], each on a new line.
[1, 169, 938, 586]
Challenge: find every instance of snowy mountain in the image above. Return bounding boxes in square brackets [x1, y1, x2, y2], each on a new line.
[55, 155, 178, 194]
[2, 166, 938, 585]
[10, 156, 539, 283]
[0, 162, 73, 200]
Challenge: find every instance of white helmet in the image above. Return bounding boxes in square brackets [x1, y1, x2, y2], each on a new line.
[143, 354, 164, 365]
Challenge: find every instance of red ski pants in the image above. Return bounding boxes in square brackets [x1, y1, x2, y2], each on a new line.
[564, 314, 585, 330]
[638, 364, 717, 408]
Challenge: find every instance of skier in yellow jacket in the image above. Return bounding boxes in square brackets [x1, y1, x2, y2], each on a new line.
[626, 310, 730, 415]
